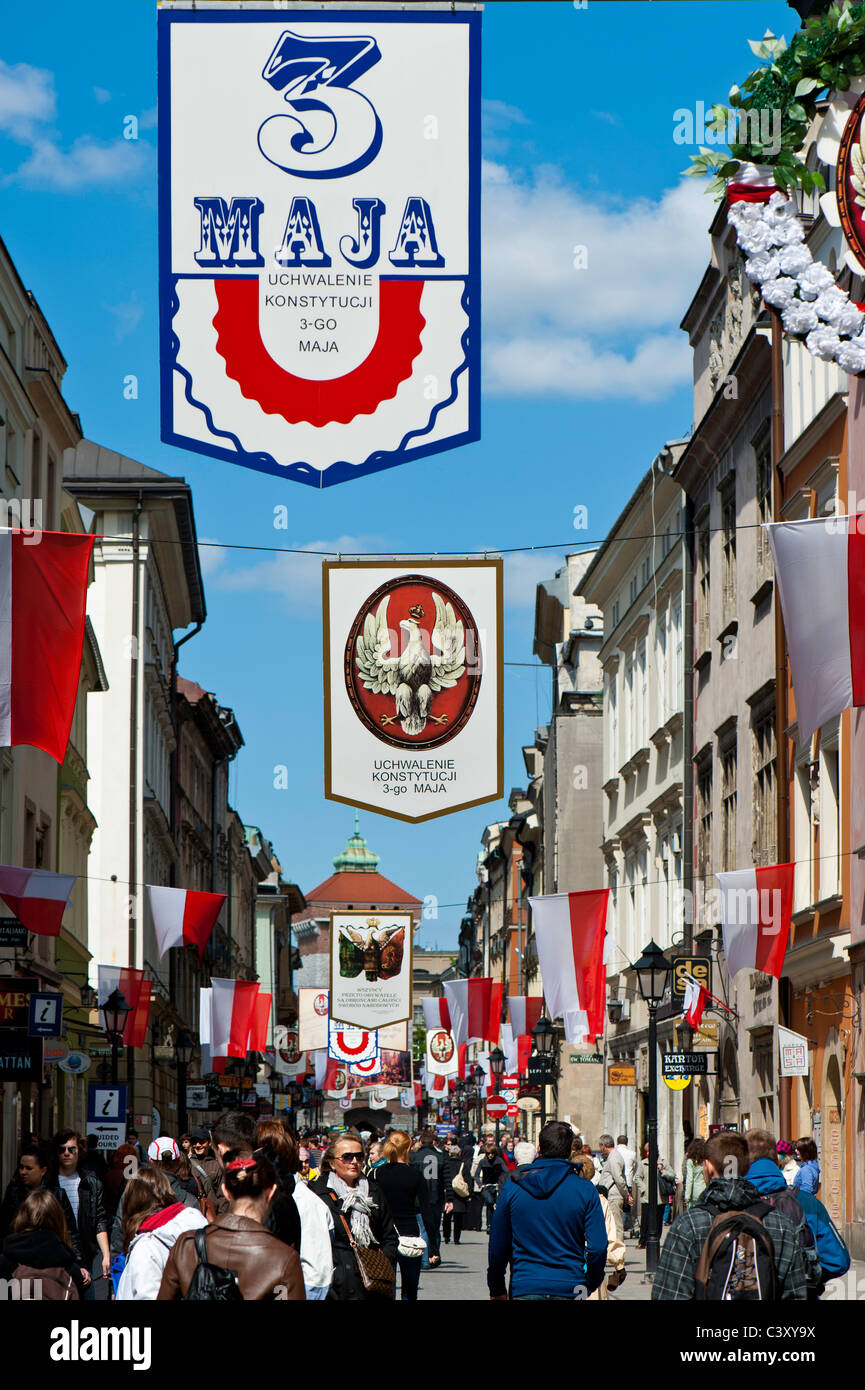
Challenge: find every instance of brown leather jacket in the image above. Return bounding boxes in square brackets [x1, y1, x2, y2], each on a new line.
[156, 1213, 305, 1301]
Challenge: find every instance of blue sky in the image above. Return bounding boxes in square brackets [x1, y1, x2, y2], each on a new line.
[0, 0, 792, 947]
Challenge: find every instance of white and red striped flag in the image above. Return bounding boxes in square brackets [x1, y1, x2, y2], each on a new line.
[766, 515, 865, 741]
[508, 996, 545, 1037]
[716, 864, 794, 980]
[0, 866, 76, 937]
[248, 992, 272, 1052]
[211, 977, 259, 1059]
[682, 976, 707, 1029]
[422, 996, 451, 1031]
[528, 890, 608, 1039]
[486, 982, 503, 1046]
[443, 977, 492, 1046]
[147, 885, 225, 960]
[0, 530, 94, 763]
[324, 1057, 349, 1098]
[97, 966, 148, 1047]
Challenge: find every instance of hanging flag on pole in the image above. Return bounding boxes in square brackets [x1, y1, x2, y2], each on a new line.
[486, 982, 503, 1046]
[125, 980, 152, 1049]
[97, 967, 147, 1048]
[443, 977, 493, 1047]
[682, 975, 707, 1029]
[147, 885, 225, 960]
[507, 996, 545, 1038]
[766, 515, 865, 742]
[425, 1028, 457, 1077]
[528, 890, 609, 1040]
[716, 864, 794, 980]
[248, 993, 272, 1052]
[211, 978, 259, 1059]
[0, 529, 94, 763]
[422, 997, 451, 1032]
[0, 867, 76, 937]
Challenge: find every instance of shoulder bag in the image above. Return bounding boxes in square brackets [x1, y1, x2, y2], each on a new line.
[338, 1212, 395, 1298]
[452, 1164, 471, 1201]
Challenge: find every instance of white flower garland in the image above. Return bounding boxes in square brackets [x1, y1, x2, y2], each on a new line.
[728, 191, 865, 373]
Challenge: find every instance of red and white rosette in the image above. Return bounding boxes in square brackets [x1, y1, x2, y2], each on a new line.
[727, 160, 865, 373]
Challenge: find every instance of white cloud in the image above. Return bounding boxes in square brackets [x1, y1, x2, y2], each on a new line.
[481, 156, 709, 401]
[93, 87, 112, 104]
[103, 291, 144, 341]
[198, 538, 227, 580]
[139, 106, 158, 131]
[485, 331, 692, 402]
[208, 534, 384, 613]
[7, 135, 154, 191]
[0, 59, 55, 141]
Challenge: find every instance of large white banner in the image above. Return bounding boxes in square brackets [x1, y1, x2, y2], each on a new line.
[324, 558, 502, 820]
[330, 909, 413, 1029]
[159, 8, 480, 488]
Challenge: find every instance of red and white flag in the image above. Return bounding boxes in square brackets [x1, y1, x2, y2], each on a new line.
[716, 865, 794, 980]
[248, 992, 272, 1052]
[682, 976, 707, 1029]
[528, 890, 608, 1040]
[443, 977, 492, 1046]
[766, 515, 865, 742]
[413, 1079, 423, 1107]
[422, 996, 451, 1031]
[516, 1033, 533, 1076]
[126, 979, 152, 1048]
[486, 982, 503, 1046]
[211, 977, 259, 1059]
[324, 1057, 349, 1098]
[0, 530, 94, 764]
[147, 885, 225, 960]
[0, 866, 76, 937]
[508, 996, 545, 1038]
[97, 966, 148, 1047]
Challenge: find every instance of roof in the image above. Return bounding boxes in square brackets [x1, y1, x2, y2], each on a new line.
[301, 870, 422, 909]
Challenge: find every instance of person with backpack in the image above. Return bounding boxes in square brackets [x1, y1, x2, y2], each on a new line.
[652, 1131, 807, 1300]
[157, 1148, 305, 1300]
[116, 1165, 207, 1300]
[0, 1189, 86, 1300]
[745, 1130, 850, 1299]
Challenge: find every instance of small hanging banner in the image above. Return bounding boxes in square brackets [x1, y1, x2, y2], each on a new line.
[330, 910, 413, 1029]
[324, 558, 503, 821]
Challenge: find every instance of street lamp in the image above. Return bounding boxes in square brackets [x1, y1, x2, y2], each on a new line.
[174, 1029, 195, 1137]
[101, 989, 131, 1085]
[472, 1064, 485, 1135]
[532, 1013, 556, 1129]
[633, 940, 672, 1277]
[489, 1046, 505, 1143]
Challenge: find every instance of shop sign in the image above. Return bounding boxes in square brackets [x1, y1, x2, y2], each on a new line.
[0, 1034, 42, 1079]
[778, 1026, 809, 1077]
[0, 977, 40, 1029]
[607, 1065, 636, 1086]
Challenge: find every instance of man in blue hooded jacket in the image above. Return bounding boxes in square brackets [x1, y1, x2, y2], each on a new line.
[487, 1121, 608, 1300]
[745, 1129, 850, 1296]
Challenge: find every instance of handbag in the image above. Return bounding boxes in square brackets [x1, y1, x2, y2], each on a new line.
[338, 1213, 395, 1297]
[397, 1235, 426, 1258]
[452, 1165, 471, 1201]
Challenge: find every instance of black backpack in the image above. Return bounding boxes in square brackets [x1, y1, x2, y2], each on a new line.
[183, 1227, 243, 1301]
[694, 1202, 777, 1300]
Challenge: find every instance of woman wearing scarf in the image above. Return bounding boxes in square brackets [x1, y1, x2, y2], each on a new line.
[116, 1166, 207, 1300]
[311, 1131, 398, 1301]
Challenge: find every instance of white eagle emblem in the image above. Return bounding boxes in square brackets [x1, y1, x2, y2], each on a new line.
[355, 590, 466, 735]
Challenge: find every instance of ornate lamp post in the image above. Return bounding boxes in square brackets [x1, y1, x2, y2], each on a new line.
[472, 1064, 485, 1135]
[633, 940, 672, 1276]
[489, 1045, 505, 1143]
[101, 989, 131, 1086]
[531, 1013, 555, 1128]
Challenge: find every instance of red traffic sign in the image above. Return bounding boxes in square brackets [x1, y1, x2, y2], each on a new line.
[506, 1104, 518, 1117]
[486, 1095, 508, 1117]
[502, 1074, 519, 1089]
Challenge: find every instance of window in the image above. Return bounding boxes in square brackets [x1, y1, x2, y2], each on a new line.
[641, 557, 650, 588]
[697, 513, 710, 651]
[629, 574, 638, 604]
[672, 596, 683, 716]
[657, 605, 668, 723]
[720, 737, 738, 872]
[793, 749, 814, 911]
[637, 844, 649, 951]
[697, 753, 713, 888]
[637, 638, 648, 748]
[720, 475, 736, 621]
[756, 437, 772, 580]
[607, 863, 618, 945]
[30, 430, 41, 507]
[611, 600, 620, 629]
[624, 852, 636, 962]
[624, 650, 635, 759]
[752, 707, 777, 867]
[819, 727, 841, 900]
[606, 669, 618, 779]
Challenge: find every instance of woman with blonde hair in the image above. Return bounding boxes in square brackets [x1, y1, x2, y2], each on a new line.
[310, 1132, 397, 1301]
[370, 1130, 439, 1300]
[116, 1164, 207, 1300]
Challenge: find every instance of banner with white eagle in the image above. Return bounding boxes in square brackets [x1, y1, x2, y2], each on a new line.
[323, 558, 503, 821]
[158, 8, 480, 489]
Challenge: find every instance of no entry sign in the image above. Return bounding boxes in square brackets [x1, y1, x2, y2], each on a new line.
[486, 1095, 508, 1117]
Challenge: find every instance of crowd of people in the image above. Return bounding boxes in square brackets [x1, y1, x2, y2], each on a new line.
[0, 1119, 847, 1302]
